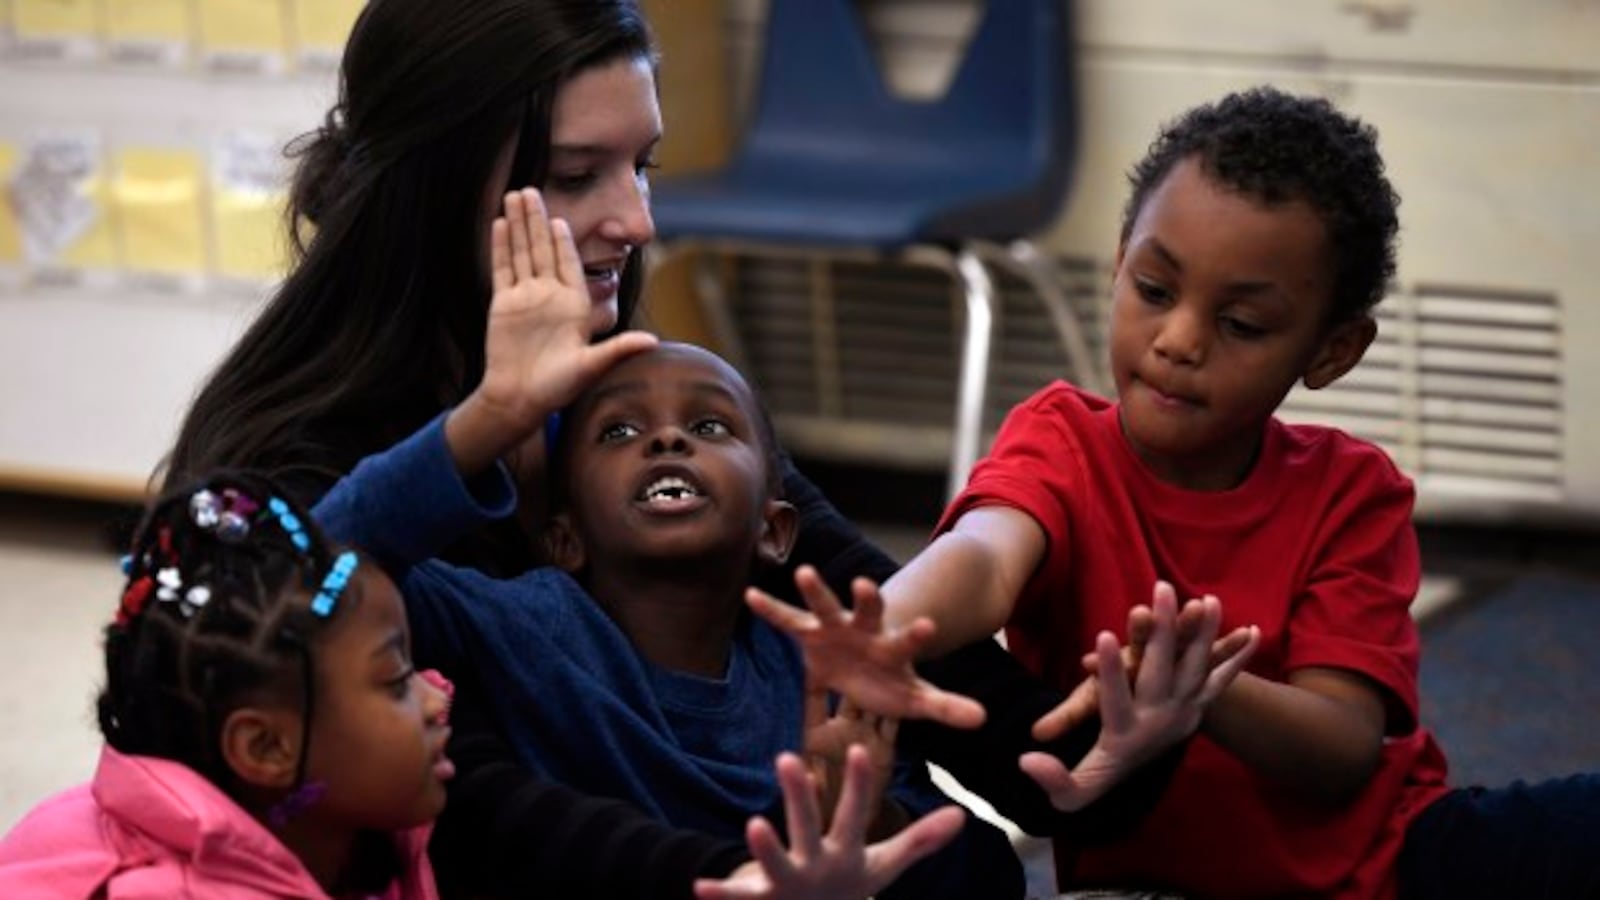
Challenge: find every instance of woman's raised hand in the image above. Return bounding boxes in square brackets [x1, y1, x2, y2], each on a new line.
[447, 189, 657, 471]
[483, 188, 656, 425]
[693, 747, 965, 900]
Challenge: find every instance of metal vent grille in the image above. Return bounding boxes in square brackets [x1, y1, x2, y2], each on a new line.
[731, 252, 1106, 469]
[729, 254, 1565, 503]
[1281, 286, 1564, 501]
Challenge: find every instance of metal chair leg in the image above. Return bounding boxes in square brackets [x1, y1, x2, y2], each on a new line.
[949, 246, 995, 501]
[975, 239, 1107, 395]
[645, 240, 752, 376]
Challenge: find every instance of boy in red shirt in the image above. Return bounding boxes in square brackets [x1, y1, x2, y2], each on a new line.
[755, 87, 1599, 899]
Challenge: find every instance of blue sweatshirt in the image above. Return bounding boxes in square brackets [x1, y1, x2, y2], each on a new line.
[314, 415, 1022, 897]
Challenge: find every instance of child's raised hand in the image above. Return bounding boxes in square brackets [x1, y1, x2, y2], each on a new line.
[448, 188, 657, 471]
[802, 689, 900, 840]
[746, 565, 985, 730]
[693, 747, 965, 900]
[1017, 581, 1259, 811]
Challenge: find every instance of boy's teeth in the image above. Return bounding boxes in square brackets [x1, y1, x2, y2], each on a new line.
[642, 476, 700, 502]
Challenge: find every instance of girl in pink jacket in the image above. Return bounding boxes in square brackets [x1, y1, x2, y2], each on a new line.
[0, 475, 454, 898]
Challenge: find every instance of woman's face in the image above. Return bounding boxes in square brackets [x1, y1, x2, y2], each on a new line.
[489, 54, 662, 338]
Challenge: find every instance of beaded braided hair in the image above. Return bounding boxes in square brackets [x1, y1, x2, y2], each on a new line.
[98, 472, 358, 800]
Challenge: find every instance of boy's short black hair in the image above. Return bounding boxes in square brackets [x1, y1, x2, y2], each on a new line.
[1120, 86, 1400, 323]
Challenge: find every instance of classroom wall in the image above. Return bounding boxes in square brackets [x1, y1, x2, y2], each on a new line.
[1, 0, 1597, 522]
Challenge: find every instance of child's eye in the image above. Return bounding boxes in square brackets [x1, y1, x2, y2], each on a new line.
[387, 665, 416, 699]
[1135, 278, 1172, 305]
[599, 422, 640, 443]
[635, 157, 660, 176]
[1220, 316, 1267, 340]
[691, 418, 731, 438]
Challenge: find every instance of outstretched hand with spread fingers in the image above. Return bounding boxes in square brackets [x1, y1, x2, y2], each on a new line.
[693, 747, 966, 900]
[1017, 580, 1259, 811]
[1029, 585, 1259, 745]
[746, 566, 985, 730]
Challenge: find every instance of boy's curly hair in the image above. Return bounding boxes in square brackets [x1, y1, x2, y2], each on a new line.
[1120, 86, 1399, 323]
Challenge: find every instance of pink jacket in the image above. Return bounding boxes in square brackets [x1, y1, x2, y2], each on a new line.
[0, 747, 438, 899]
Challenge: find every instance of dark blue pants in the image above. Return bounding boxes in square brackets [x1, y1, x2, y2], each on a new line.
[1397, 773, 1600, 899]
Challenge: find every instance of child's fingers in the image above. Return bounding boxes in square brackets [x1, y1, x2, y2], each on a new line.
[745, 814, 795, 885]
[827, 744, 872, 848]
[1018, 751, 1079, 808]
[504, 191, 533, 282]
[1200, 625, 1259, 704]
[793, 565, 849, 626]
[1210, 625, 1255, 666]
[803, 679, 832, 731]
[521, 188, 556, 279]
[1093, 631, 1136, 735]
[489, 218, 513, 293]
[911, 682, 986, 731]
[1134, 581, 1178, 697]
[1126, 603, 1154, 648]
[550, 218, 585, 289]
[775, 752, 823, 864]
[745, 586, 818, 634]
[877, 713, 900, 746]
[1172, 595, 1222, 698]
[850, 577, 885, 634]
[865, 805, 965, 885]
[1031, 674, 1098, 741]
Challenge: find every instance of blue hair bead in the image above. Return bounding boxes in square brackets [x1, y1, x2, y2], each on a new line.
[268, 496, 312, 551]
[310, 551, 358, 617]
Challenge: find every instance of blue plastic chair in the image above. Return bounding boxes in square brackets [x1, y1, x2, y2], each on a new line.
[650, 0, 1101, 498]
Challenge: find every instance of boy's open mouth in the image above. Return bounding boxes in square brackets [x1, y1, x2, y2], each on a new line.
[638, 474, 704, 506]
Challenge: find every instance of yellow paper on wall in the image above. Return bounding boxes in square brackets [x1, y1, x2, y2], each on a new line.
[0, 144, 22, 265]
[211, 130, 289, 281]
[292, 0, 359, 54]
[113, 148, 207, 275]
[212, 188, 285, 280]
[105, 0, 190, 42]
[59, 172, 117, 269]
[196, 0, 285, 55]
[14, 0, 100, 38]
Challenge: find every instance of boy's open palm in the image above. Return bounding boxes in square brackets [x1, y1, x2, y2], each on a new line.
[478, 188, 656, 431]
[746, 566, 985, 730]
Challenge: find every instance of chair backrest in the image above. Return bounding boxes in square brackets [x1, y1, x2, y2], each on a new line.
[736, 0, 1077, 238]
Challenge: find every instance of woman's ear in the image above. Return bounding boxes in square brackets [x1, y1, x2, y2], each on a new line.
[220, 706, 302, 790]
[1303, 315, 1377, 390]
[756, 500, 799, 567]
[542, 515, 587, 573]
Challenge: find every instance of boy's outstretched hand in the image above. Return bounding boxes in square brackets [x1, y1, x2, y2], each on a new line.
[693, 747, 965, 900]
[1018, 581, 1259, 811]
[746, 566, 986, 730]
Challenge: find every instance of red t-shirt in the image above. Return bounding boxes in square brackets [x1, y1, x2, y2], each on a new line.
[938, 382, 1450, 899]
